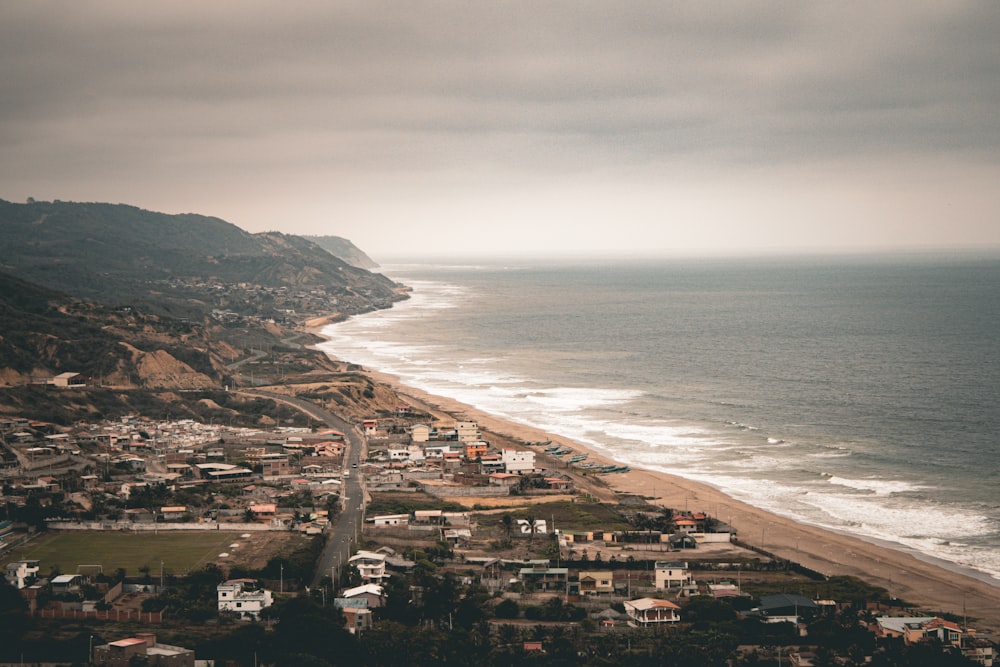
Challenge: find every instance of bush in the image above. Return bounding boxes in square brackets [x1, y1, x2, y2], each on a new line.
[494, 598, 520, 619]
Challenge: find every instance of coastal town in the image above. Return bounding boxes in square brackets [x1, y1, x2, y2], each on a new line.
[1, 200, 997, 664]
[2, 391, 995, 665]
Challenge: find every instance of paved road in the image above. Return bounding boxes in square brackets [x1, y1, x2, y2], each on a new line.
[235, 390, 365, 589]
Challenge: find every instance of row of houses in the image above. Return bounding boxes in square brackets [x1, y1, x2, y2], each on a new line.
[512, 560, 697, 596]
[876, 616, 995, 665]
[216, 576, 381, 635]
[375, 441, 537, 475]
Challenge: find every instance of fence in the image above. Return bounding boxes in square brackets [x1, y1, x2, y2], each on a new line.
[37, 608, 163, 623]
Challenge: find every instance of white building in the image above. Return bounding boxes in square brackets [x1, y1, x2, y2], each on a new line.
[517, 518, 547, 535]
[217, 578, 274, 620]
[423, 444, 456, 459]
[50, 371, 85, 388]
[654, 561, 693, 590]
[372, 514, 410, 527]
[348, 550, 388, 581]
[624, 597, 681, 625]
[501, 449, 536, 473]
[51, 574, 85, 594]
[388, 445, 426, 463]
[5, 559, 40, 589]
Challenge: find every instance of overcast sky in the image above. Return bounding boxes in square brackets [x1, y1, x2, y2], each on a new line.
[2, 2, 998, 260]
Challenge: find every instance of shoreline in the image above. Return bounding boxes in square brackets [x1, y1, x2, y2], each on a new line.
[308, 322, 1000, 632]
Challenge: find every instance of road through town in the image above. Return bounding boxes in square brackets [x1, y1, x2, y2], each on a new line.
[235, 391, 365, 590]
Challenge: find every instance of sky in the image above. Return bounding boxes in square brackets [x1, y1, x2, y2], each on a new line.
[2, 2, 998, 260]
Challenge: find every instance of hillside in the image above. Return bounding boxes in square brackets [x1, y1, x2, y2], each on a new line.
[0, 199, 405, 319]
[0, 267, 414, 425]
[304, 235, 380, 269]
[0, 270, 230, 389]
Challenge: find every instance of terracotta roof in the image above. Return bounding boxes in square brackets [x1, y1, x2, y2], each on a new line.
[627, 597, 680, 611]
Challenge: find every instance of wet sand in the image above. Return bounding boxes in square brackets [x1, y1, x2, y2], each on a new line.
[359, 364, 1000, 632]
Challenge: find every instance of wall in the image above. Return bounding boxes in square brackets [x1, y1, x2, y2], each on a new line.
[47, 521, 280, 532]
[421, 485, 509, 498]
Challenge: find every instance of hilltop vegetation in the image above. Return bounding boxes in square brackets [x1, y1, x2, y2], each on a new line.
[0, 199, 404, 320]
[0, 198, 412, 421]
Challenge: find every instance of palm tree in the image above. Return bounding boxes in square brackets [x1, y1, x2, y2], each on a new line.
[501, 513, 513, 547]
[525, 515, 539, 546]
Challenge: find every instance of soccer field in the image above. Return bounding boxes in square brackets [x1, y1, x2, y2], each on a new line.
[7, 530, 278, 577]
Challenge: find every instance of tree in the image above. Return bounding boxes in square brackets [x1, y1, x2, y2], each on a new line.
[500, 513, 514, 548]
[268, 595, 356, 665]
[0, 583, 30, 659]
[525, 515, 539, 546]
[494, 598, 520, 619]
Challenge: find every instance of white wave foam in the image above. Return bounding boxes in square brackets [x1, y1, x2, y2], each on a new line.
[727, 421, 754, 430]
[518, 387, 643, 411]
[808, 448, 853, 459]
[826, 476, 928, 496]
[315, 274, 1000, 584]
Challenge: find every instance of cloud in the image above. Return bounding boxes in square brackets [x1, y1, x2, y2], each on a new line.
[1, 1, 998, 257]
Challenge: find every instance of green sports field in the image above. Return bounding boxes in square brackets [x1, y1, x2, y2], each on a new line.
[5, 530, 283, 577]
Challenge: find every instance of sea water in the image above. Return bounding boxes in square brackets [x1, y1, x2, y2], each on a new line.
[318, 254, 1000, 583]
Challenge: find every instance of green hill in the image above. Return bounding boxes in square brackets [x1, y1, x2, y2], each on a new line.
[0, 199, 404, 319]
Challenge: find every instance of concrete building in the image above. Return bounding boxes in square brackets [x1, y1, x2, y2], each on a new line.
[50, 573, 86, 594]
[624, 597, 681, 626]
[93, 634, 194, 667]
[455, 421, 480, 442]
[50, 372, 85, 388]
[5, 559, 40, 589]
[348, 551, 388, 581]
[372, 513, 410, 527]
[502, 448, 536, 473]
[341, 583, 385, 608]
[518, 560, 568, 592]
[654, 561, 693, 590]
[217, 578, 273, 620]
[340, 605, 373, 635]
[464, 441, 488, 460]
[260, 454, 291, 477]
[578, 571, 615, 596]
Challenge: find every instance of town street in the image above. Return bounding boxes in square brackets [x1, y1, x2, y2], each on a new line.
[235, 391, 365, 590]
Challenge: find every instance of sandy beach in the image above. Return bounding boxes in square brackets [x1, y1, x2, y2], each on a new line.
[352, 363, 1000, 632]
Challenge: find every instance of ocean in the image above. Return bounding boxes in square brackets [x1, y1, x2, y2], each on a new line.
[318, 254, 1000, 583]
